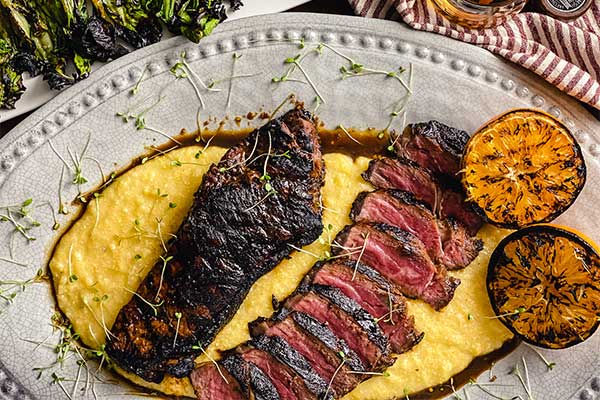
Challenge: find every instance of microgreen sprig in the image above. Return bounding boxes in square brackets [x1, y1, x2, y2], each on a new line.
[273, 45, 326, 104]
[172, 312, 182, 349]
[0, 269, 44, 308]
[0, 198, 40, 242]
[192, 342, 229, 384]
[526, 345, 556, 371]
[323, 351, 347, 399]
[122, 287, 164, 317]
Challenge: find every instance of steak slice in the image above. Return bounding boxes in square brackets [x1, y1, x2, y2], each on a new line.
[307, 260, 424, 353]
[190, 363, 244, 400]
[363, 157, 439, 211]
[441, 189, 484, 236]
[241, 347, 317, 400]
[394, 120, 469, 179]
[351, 190, 483, 270]
[221, 353, 280, 400]
[251, 335, 329, 399]
[284, 291, 393, 369]
[333, 223, 460, 310]
[106, 108, 325, 383]
[362, 157, 483, 235]
[250, 313, 363, 398]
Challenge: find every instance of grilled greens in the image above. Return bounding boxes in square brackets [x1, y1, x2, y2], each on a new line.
[0, 0, 242, 109]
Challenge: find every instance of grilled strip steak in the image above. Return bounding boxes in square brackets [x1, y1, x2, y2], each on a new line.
[106, 108, 325, 383]
[362, 157, 483, 234]
[307, 260, 423, 353]
[250, 313, 364, 397]
[283, 291, 393, 369]
[351, 190, 483, 270]
[334, 223, 460, 310]
[394, 121, 469, 179]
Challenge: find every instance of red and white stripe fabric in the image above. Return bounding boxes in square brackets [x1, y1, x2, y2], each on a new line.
[349, 0, 600, 109]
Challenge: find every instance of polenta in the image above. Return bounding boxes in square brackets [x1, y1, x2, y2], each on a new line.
[49, 140, 513, 399]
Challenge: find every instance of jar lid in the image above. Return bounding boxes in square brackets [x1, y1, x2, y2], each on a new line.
[533, 0, 592, 19]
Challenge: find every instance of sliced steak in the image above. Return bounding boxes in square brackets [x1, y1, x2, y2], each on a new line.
[241, 347, 316, 400]
[251, 335, 329, 399]
[333, 223, 460, 310]
[307, 260, 424, 353]
[191, 363, 244, 400]
[106, 108, 325, 383]
[250, 314, 363, 397]
[440, 189, 484, 235]
[394, 120, 469, 179]
[363, 157, 439, 211]
[351, 190, 482, 269]
[221, 353, 280, 400]
[284, 291, 393, 369]
[362, 157, 483, 234]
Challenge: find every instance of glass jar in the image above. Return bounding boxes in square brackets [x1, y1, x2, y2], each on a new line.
[428, 0, 528, 28]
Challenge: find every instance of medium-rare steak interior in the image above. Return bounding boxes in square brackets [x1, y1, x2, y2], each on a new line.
[362, 157, 483, 235]
[351, 190, 483, 270]
[334, 223, 460, 311]
[189, 120, 488, 400]
[106, 108, 325, 383]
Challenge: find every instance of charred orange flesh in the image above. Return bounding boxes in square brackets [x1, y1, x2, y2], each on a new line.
[462, 109, 586, 229]
[488, 225, 600, 349]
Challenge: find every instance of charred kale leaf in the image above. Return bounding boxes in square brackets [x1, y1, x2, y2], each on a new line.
[0, 0, 242, 109]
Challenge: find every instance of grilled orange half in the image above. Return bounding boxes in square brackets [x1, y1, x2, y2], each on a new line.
[488, 225, 600, 349]
[462, 109, 586, 229]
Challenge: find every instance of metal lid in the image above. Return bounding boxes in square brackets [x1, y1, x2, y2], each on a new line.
[532, 0, 592, 19]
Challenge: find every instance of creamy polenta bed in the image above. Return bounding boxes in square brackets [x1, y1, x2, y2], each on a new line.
[47, 108, 599, 399]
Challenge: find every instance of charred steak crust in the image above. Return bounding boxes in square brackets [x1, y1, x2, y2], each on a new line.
[351, 189, 483, 270]
[308, 285, 390, 354]
[362, 156, 484, 235]
[291, 312, 366, 373]
[106, 109, 325, 383]
[251, 335, 331, 399]
[394, 120, 469, 179]
[333, 222, 460, 310]
[411, 120, 469, 160]
[221, 354, 280, 400]
[307, 261, 424, 354]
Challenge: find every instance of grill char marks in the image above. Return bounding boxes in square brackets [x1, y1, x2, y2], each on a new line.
[250, 313, 363, 398]
[191, 119, 479, 398]
[362, 157, 483, 235]
[351, 190, 483, 270]
[308, 261, 423, 354]
[106, 108, 324, 383]
[334, 223, 460, 310]
[250, 335, 330, 399]
[221, 353, 280, 400]
[241, 347, 317, 400]
[394, 120, 469, 179]
[285, 291, 393, 369]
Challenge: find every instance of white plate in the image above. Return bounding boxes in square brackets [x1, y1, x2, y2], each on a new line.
[0, 12, 598, 400]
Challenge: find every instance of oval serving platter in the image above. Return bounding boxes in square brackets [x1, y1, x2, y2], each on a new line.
[0, 13, 598, 400]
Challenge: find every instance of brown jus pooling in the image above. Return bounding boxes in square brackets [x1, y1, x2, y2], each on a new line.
[53, 125, 516, 398]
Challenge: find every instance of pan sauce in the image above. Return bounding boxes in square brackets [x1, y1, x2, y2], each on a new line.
[48, 131, 514, 399]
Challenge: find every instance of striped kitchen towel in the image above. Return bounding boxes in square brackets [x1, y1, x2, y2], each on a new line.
[349, 0, 600, 109]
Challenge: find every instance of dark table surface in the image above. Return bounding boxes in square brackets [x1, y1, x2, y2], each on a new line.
[0, 0, 597, 134]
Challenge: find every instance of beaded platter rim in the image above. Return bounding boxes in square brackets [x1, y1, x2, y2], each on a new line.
[0, 12, 598, 400]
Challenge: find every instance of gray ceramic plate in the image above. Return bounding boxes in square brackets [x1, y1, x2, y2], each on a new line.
[0, 13, 598, 400]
